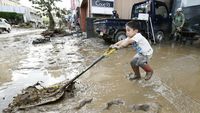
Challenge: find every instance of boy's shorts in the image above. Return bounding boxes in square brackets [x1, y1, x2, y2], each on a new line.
[130, 53, 152, 67]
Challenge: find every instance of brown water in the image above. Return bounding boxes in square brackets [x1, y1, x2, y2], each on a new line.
[0, 34, 200, 113]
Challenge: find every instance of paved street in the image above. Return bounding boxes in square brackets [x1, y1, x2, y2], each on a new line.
[0, 31, 200, 112]
[0, 28, 44, 38]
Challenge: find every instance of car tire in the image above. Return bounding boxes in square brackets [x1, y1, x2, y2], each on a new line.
[155, 31, 164, 43]
[102, 35, 112, 43]
[115, 31, 126, 42]
[103, 38, 112, 43]
[7, 28, 11, 33]
[0, 29, 2, 34]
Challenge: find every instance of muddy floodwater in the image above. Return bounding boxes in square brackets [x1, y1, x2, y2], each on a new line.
[0, 33, 200, 113]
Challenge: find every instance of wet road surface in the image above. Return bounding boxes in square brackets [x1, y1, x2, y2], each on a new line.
[0, 33, 200, 113]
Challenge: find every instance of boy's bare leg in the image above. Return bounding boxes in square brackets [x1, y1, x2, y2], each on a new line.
[130, 56, 141, 80]
[132, 66, 141, 77]
[141, 64, 153, 80]
[128, 65, 141, 80]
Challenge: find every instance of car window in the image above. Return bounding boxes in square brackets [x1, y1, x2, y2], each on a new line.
[5, 20, 9, 24]
[156, 6, 168, 18]
[132, 3, 148, 18]
[0, 19, 2, 22]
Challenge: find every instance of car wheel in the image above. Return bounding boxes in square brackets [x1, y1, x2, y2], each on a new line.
[7, 29, 11, 33]
[155, 31, 164, 43]
[0, 29, 2, 34]
[7, 28, 11, 33]
[103, 38, 112, 43]
[102, 35, 112, 43]
[115, 31, 126, 42]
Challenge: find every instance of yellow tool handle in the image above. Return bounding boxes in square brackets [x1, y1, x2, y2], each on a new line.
[103, 48, 117, 56]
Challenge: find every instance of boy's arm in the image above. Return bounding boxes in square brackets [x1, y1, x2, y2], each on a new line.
[112, 38, 134, 49]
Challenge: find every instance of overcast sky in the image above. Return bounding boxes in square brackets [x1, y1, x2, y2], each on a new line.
[19, 0, 71, 9]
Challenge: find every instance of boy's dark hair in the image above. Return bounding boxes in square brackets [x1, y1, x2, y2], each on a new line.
[126, 21, 141, 31]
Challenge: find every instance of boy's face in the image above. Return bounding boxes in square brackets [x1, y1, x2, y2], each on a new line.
[126, 26, 138, 38]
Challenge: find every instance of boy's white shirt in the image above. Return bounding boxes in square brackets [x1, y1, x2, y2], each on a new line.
[125, 33, 153, 56]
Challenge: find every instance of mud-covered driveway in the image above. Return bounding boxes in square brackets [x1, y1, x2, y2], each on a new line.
[0, 32, 200, 113]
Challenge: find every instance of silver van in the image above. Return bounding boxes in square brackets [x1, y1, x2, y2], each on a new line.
[0, 18, 11, 33]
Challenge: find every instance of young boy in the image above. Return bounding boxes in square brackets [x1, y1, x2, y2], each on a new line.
[110, 21, 153, 80]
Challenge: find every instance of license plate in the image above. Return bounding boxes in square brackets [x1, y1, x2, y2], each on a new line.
[100, 32, 103, 36]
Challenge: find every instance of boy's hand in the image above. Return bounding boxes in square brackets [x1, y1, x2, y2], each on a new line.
[109, 44, 119, 49]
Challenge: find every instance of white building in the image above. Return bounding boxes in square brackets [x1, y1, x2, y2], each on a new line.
[23, 7, 43, 27]
[0, 0, 42, 27]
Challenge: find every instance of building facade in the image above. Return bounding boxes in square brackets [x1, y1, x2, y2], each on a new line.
[0, 0, 24, 14]
[0, 0, 42, 27]
[79, 0, 144, 32]
[0, 0, 20, 6]
[79, 0, 172, 32]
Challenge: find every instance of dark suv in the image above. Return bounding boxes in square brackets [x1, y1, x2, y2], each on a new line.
[94, 0, 171, 43]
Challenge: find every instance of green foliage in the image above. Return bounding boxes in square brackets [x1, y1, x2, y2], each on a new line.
[56, 11, 61, 18]
[55, 9, 70, 28]
[18, 22, 33, 28]
[29, 0, 61, 30]
[29, 0, 61, 14]
[0, 12, 23, 23]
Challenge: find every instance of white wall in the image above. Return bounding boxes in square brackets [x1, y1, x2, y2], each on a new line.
[0, 6, 25, 13]
[182, 0, 200, 7]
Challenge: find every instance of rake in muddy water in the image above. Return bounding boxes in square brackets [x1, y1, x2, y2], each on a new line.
[4, 48, 117, 112]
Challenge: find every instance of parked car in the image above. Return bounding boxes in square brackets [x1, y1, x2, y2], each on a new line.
[94, 0, 171, 43]
[94, 18, 130, 43]
[0, 18, 11, 33]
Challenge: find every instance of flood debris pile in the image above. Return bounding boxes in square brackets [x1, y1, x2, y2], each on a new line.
[103, 98, 125, 110]
[3, 81, 75, 113]
[74, 98, 93, 110]
[41, 28, 72, 38]
[102, 98, 161, 113]
[32, 37, 50, 44]
[129, 102, 161, 113]
[32, 28, 72, 44]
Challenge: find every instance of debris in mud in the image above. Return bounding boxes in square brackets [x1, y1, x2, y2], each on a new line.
[71, 60, 83, 64]
[3, 45, 8, 48]
[32, 37, 50, 44]
[103, 98, 125, 110]
[41, 28, 72, 38]
[48, 58, 54, 61]
[41, 30, 54, 37]
[13, 38, 21, 42]
[48, 60, 56, 64]
[66, 52, 77, 55]
[46, 65, 62, 70]
[74, 98, 93, 110]
[54, 40, 65, 45]
[55, 49, 60, 52]
[16, 67, 41, 70]
[129, 102, 161, 113]
[3, 80, 76, 113]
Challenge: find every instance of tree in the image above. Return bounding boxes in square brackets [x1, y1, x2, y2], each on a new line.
[56, 9, 73, 29]
[29, 0, 61, 30]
